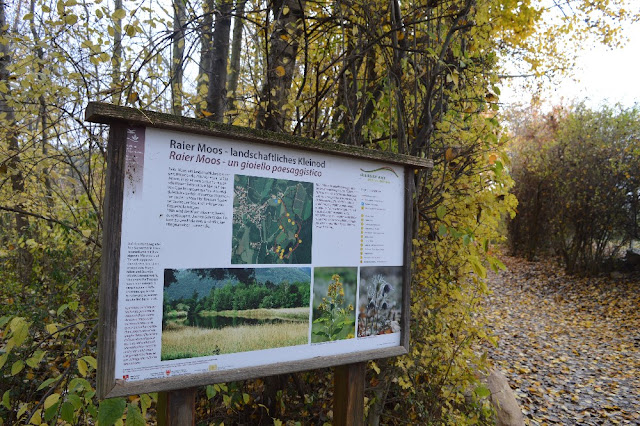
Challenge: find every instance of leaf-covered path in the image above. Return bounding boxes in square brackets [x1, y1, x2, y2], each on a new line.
[483, 256, 640, 425]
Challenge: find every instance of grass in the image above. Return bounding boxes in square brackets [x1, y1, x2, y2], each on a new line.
[161, 321, 309, 360]
[201, 307, 309, 321]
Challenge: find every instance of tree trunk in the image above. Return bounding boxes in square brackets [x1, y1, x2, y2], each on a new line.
[0, 0, 30, 280]
[254, 0, 307, 409]
[226, 0, 246, 123]
[255, 0, 306, 132]
[337, 51, 383, 146]
[29, 0, 53, 205]
[206, 0, 233, 122]
[0, 3, 26, 233]
[331, 28, 359, 144]
[389, 0, 407, 154]
[112, 0, 123, 104]
[171, 0, 187, 115]
[196, 0, 214, 116]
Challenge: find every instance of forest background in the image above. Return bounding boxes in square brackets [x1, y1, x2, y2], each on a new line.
[0, 0, 638, 424]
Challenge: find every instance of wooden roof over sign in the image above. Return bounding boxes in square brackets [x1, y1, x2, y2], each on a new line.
[85, 102, 433, 170]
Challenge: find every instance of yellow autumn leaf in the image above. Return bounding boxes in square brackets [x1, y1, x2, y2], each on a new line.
[11, 360, 24, 376]
[17, 403, 29, 420]
[81, 229, 91, 238]
[77, 358, 87, 376]
[43, 393, 60, 410]
[201, 110, 213, 117]
[111, 8, 126, 20]
[445, 147, 455, 162]
[275, 65, 286, 77]
[485, 92, 498, 103]
[29, 409, 42, 425]
[125, 24, 136, 37]
[449, 72, 459, 87]
[64, 14, 78, 25]
[82, 355, 97, 369]
[127, 92, 139, 104]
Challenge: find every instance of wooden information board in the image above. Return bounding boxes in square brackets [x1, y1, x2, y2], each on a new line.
[86, 102, 431, 400]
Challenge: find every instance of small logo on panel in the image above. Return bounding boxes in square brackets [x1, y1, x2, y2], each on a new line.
[359, 166, 398, 178]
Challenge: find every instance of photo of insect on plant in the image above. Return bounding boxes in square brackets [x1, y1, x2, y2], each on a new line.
[311, 267, 357, 343]
[358, 267, 402, 337]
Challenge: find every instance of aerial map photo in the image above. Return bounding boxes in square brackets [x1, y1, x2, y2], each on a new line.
[232, 175, 313, 264]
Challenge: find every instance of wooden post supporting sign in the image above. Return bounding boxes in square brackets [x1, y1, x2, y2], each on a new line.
[157, 388, 197, 426]
[334, 362, 366, 426]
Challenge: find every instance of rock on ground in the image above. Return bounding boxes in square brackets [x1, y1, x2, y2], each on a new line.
[483, 368, 525, 426]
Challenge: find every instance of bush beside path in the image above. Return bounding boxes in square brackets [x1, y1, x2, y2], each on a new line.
[483, 256, 640, 425]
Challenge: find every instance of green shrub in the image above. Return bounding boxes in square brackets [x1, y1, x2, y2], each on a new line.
[508, 103, 640, 274]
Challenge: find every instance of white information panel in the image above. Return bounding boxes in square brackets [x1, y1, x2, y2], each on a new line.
[115, 126, 405, 383]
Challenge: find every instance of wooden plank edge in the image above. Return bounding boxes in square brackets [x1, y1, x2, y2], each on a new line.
[85, 102, 433, 169]
[102, 346, 407, 398]
[401, 168, 414, 351]
[97, 123, 128, 399]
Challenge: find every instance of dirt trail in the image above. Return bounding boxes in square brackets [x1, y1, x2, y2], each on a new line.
[483, 256, 640, 425]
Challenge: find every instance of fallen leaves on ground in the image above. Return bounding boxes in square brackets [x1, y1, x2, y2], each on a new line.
[483, 256, 640, 425]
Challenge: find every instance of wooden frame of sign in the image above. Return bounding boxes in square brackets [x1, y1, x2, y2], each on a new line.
[86, 102, 432, 402]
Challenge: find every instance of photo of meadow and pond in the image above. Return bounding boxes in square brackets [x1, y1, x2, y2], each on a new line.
[161, 267, 311, 360]
[357, 266, 402, 337]
[311, 267, 357, 343]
